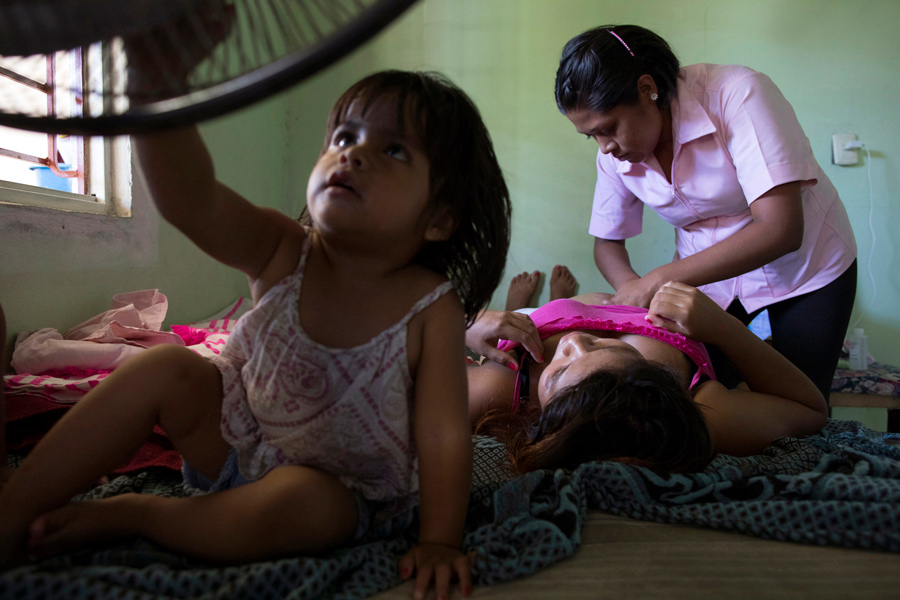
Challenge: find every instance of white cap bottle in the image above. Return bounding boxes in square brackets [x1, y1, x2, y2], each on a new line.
[848, 328, 868, 371]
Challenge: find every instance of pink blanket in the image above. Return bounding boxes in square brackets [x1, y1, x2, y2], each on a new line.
[4, 293, 249, 403]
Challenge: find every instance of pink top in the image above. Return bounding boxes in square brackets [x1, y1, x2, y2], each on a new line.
[497, 300, 717, 410]
[588, 64, 857, 313]
[216, 232, 454, 502]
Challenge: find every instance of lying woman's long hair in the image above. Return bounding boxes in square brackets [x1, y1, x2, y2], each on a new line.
[477, 360, 713, 473]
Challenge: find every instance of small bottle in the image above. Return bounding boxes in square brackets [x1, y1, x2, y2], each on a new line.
[848, 328, 868, 370]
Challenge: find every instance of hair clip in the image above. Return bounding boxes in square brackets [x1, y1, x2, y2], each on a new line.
[608, 30, 634, 57]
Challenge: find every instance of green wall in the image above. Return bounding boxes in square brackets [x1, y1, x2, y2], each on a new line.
[1, 0, 898, 369]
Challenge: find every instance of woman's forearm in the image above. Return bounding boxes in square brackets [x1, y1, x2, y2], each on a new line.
[711, 315, 825, 413]
[647, 281, 823, 411]
[648, 182, 804, 288]
[593, 238, 639, 289]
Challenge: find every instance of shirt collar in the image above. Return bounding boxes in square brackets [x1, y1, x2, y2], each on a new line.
[671, 72, 717, 145]
[612, 72, 717, 175]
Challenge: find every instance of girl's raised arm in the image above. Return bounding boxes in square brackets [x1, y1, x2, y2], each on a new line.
[127, 7, 302, 288]
[646, 282, 827, 456]
[134, 129, 302, 286]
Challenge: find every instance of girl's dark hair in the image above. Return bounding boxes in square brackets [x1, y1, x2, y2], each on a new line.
[555, 25, 680, 114]
[478, 360, 712, 473]
[317, 70, 511, 324]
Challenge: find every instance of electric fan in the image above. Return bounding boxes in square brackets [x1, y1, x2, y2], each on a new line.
[0, 0, 419, 136]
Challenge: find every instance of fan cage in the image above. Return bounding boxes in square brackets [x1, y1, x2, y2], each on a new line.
[0, 0, 418, 135]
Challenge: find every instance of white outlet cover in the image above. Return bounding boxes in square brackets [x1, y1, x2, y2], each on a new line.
[832, 133, 858, 166]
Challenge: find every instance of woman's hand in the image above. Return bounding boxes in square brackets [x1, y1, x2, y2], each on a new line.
[465, 310, 543, 370]
[609, 273, 665, 308]
[398, 543, 472, 600]
[644, 281, 734, 343]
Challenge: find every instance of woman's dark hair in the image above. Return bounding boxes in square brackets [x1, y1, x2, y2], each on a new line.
[478, 360, 712, 473]
[555, 25, 680, 114]
[313, 70, 511, 325]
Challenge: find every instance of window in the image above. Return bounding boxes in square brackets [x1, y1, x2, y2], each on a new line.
[0, 44, 131, 216]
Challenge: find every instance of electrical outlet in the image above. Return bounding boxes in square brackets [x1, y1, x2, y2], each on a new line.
[832, 133, 858, 166]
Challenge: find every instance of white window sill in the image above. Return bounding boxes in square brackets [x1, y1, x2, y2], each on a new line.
[0, 179, 129, 217]
[0, 179, 107, 215]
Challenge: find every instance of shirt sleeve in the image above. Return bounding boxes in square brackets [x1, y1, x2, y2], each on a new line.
[718, 70, 819, 203]
[587, 151, 644, 239]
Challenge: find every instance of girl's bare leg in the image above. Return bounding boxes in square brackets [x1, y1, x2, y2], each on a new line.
[549, 265, 578, 301]
[505, 271, 540, 311]
[0, 345, 229, 565]
[29, 465, 358, 563]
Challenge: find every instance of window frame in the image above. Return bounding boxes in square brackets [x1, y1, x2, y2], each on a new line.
[0, 43, 131, 217]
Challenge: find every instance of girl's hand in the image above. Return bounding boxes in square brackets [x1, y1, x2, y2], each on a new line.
[125, 0, 235, 100]
[465, 310, 543, 369]
[399, 543, 472, 600]
[644, 281, 732, 343]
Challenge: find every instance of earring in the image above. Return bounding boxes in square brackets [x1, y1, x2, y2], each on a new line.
[650, 92, 658, 101]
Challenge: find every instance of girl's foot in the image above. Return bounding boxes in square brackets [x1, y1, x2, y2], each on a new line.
[0, 493, 34, 566]
[0, 525, 26, 567]
[550, 265, 578, 301]
[28, 495, 141, 559]
[505, 271, 540, 311]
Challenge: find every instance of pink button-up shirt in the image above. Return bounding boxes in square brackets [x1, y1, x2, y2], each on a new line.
[588, 64, 856, 312]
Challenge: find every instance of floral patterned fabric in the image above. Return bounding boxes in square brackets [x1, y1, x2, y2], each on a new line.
[832, 361, 900, 397]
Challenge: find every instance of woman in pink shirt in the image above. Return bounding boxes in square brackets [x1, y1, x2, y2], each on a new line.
[554, 24, 857, 401]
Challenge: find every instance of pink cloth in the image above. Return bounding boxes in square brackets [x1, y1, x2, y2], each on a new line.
[5, 296, 250, 403]
[588, 64, 857, 313]
[11, 290, 182, 375]
[63, 289, 171, 340]
[497, 300, 717, 405]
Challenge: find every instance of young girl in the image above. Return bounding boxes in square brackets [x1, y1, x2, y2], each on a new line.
[466, 281, 828, 473]
[0, 70, 512, 600]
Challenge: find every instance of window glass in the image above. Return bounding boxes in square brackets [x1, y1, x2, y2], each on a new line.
[0, 47, 128, 214]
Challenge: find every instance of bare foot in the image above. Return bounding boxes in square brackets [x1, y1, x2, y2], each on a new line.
[0, 523, 27, 567]
[505, 271, 540, 311]
[550, 265, 578, 301]
[28, 495, 142, 559]
[0, 485, 32, 566]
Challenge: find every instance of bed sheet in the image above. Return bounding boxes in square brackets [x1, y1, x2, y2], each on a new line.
[1, 419, 898, 599]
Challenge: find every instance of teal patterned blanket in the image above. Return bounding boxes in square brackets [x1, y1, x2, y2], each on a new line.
[2, 419, 898, 599]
